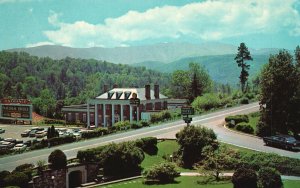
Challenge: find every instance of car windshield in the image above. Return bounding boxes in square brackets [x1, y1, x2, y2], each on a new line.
[286, 137, 297, 142]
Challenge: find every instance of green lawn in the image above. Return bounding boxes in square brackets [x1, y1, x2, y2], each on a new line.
[96, 176, 300, 188]
[141, 140, 178, 169]
[248, 112, 260, 132]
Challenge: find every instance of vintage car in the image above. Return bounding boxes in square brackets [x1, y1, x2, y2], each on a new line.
[263, 135, 300, 151]
[0, 128, 5, 134]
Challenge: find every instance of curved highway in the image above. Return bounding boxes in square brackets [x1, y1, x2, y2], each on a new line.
[0, 102, 299, 171]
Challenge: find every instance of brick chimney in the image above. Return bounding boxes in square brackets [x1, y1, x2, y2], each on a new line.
[145, 85, 151, 100]
[103, 85, 108, 93]
[154, 84, 159, 99]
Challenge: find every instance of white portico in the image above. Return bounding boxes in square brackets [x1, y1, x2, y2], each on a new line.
[86, 85, 168, 128]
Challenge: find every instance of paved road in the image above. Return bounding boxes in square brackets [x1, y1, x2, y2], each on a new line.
[1, 103, 299, 171]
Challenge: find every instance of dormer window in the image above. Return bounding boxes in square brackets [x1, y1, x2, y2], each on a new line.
[124, 91, 131, 99]
[108, 91, 115, 99]
[116, 92, 123, 99]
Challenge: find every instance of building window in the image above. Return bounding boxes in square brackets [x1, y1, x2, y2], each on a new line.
[83, 114, 87, 122]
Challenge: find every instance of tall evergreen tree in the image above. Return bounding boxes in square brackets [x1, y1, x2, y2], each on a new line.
[235, 43, 253, 93]
[258, 50, 297, 135]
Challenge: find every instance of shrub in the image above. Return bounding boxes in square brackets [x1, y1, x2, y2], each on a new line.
[236, 123, 254, 134]
[240, 97, 249, 104]
[135, 137, 158, 155]
[44, 119, 64, 124]
[131, 122, 142, 129]
[239, 152, 300, 176]
[81, 128, 108, 139]
[258, 167, 283, 188]
[192, 93, 222, 111]
[77, 142, 145, 178]
[232, 167, 257, 188]
[0, 170, 10, 186]
[226, 122, 235, 128]
[150, 110, 172, 123]
[225, 115, 249, 124]
[114, 121, 130, 130]
[99, 142, 144, 177]
[143, 163, 180, 184]
[176, 125, 217, 168]
[13, 163, 34, 180]
[140, 121, 150, 127]
[48, 135, 76, 146]
[4, 172, 29, 188]
[48, 149, 67, 170]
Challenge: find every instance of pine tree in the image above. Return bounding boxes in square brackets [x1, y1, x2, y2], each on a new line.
[235, 43, 253, 93]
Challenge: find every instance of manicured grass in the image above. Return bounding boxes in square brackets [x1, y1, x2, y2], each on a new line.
[283, 180, 300, 188]
[141, 140, 179, 169]
[248, 112, 260, 132]
[97, 176, 231, 188]
[96, 176, 300, 188]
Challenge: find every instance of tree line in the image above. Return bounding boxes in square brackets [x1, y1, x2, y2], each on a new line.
[0, 51, 170, 118]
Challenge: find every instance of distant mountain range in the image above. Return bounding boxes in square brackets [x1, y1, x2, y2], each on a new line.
[6, 42, 282, 84]
[7, 42, 279, 65]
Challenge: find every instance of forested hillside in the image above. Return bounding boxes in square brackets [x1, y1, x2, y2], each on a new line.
[134, 54, 271, 85]
[0, 51, 170, 117]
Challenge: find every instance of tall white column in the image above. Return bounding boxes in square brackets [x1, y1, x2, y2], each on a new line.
[111, 104, 115, 126]
[87, 103, 90, 128]
[129, 105, 133, 123]
[103, 104, 106, 127]
[95, 104, 98, 128]
[137, 106, 140, 121]
[120, 105, 124, 121]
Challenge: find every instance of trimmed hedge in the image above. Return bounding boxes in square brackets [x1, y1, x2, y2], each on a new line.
[236, 123, 254, 134]
[150, 111, 172, 123]
[44, 119, 65, 124]
[81, 128, 108, 139]
[135, 137, 158, 155]
[239, 152, 300, 176]
[225, 115, 249, 124]
[143, 163, 180, 184]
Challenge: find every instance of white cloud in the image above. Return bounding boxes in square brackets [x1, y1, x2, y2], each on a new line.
[26, 41, 54, 48]
[43, 0, 300, 47]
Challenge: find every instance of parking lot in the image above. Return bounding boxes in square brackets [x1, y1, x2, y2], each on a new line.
[0, 123, 84, 141]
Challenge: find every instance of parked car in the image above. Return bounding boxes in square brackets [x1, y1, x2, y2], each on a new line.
[263, 135, 300, 151]
[0, 141, 15, 149]
[4, 138, 17, 144]
[21, 130, 31, 137]
[29, 130, 38, 137]
[35, 131, 47, 138]
[0, 128, 5, 134]
[12, 144, 27, 151]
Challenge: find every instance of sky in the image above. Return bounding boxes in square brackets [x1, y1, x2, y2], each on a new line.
[0, 0, 300, 50]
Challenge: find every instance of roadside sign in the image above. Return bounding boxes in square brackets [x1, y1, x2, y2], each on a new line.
[181, 106, 194, 115]
[130, 98, 140, 106]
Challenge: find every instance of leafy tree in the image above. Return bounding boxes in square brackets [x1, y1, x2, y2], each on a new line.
[188, 63, 212, 102]
[176, 125, 217, 168]
[232, 167, 258, 188]
[235, 43, 253, 93]
[143, 162, 180, 184]
[170, 70, 190, 98]
[47, 125, 59, 139]
[201, 145, 238, 181]
[258, 167, 283, 188]
[48, 149, 67, 170]
[98, 142, 144, 177]
[259, 50, 297, 135]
